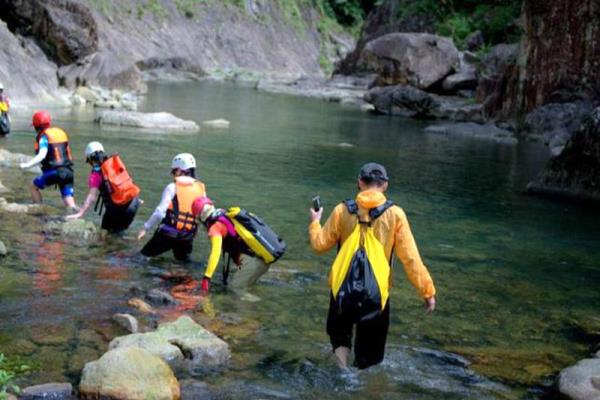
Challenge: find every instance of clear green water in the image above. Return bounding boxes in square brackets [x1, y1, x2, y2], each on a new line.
[1, 81, 599, 399]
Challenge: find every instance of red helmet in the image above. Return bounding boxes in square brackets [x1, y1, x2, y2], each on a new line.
[192, 196, 213, 217]
[32, 110, 51, 129]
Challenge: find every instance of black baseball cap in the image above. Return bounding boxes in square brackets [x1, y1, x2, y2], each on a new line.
[358, 162, 389, 182]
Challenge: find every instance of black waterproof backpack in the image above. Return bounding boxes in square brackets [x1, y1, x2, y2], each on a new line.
[331, 199, 394, 322]
[0, 113, 10, 136]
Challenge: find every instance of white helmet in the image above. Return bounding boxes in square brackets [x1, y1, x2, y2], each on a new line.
[171, 153, 196, 171]
[85, 141, 104, 158]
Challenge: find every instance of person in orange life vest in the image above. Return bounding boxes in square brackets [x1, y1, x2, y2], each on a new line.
[66, 141, 141, 233]
[19, 111, 76, 208]
[309, 162, 436, 370]
[137, 153, 206, 261]
[190, 196, 247, 294]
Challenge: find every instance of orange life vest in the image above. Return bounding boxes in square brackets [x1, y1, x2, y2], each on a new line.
[35, 127, 73, 171]
[164, 178, 206, 232]
[100, 154, 140, 206]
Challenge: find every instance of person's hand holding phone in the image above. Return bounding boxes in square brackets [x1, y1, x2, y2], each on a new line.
[310, 196, 323, 222]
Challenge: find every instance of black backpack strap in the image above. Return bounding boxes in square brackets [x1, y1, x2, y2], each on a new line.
[369, 200, 394, 220]
[343, 199, 358, 215]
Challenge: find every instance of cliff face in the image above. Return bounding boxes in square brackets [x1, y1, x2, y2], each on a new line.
[0, 0, 349, 102]
[487, 0, 600, 117]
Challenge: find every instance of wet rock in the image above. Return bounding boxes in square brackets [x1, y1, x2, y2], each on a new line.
[523, 102, 592, 152]
[95, 110, 199, 131]
[109, 316, 230, 369]
[20, 382, 73, 400]
[0, 239, 6, 256]
[0, 179, 9, 193]
[67, 346, 100, 375]
[75, 86, 98, 103]
[559, 358, 600, 400]
[146, 289, 178, 305]
[0, 149, 38, 170]
[360, 33, 460, 89]
[180, 379, 212, 400]
[127, 298, 156, 314]
[202, 119, 230, 129]
[76, 329, 106, 349]
[79, 347, 180, 400]
[112, 313, 139, 333]
[465, 31, 485, 52]
[424, 123, 517, 144]
[0, 198, 43, 214]
[527, 107, 600, 201]
[42, 219, 98, 241]
[256, 77, 365, 104]
[58, 51, 145, 92]
[365, 85, 483, 122]
[443, 52, 478, 92]
[11, 339, 36, 356]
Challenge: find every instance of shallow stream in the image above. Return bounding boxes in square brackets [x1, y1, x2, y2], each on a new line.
[1, 81, 599, 399]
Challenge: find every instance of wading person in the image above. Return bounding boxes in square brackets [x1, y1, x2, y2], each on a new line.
[20, 111, 76, 208]
[137, 153, 205, 261]
[66, 141, 141, 233]
[308, 162, 436, 370]
[0, 81, 11, 137]
[191, 196, 286, 294]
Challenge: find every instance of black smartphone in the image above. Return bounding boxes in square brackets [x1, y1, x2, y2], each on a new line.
[312, 196, 321, 211]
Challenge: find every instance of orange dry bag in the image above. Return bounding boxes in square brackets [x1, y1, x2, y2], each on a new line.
[101, 154, 140, 205]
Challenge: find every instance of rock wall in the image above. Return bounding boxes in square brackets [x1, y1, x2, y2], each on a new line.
[486, 0, 600, 117]
[0, 0, 348, 102]
[527, 107, 600, 201]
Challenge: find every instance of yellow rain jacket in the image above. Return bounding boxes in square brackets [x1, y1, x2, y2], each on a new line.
[309, 190, 436, 300]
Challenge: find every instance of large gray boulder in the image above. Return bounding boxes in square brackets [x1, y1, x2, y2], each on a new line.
[95, 110, 199, 132]
[79, 347, 180, 400]
[523, 102, 592, 155]
[527, 107, 600, 201]
[109, 316, 230, 369]
[359, 33, 460, 89]
[559, 358, 600, 400]
[365, 85, 483, 122]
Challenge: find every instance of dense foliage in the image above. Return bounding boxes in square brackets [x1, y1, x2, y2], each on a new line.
[0, 353, 29, 399]
[397, 0, 522, 47]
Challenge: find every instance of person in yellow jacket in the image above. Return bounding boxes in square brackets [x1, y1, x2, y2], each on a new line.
[138, 153, 206, 261]
[309, 162, 436, 370]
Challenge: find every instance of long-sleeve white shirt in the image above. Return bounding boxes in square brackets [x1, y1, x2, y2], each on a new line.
[143, 176, 197, 231]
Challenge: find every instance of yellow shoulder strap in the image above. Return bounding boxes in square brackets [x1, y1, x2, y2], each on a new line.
[364, 228, 390, 309]
[329, 223, 361, 298]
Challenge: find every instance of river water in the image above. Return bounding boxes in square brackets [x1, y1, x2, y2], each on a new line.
[1, 81, 599, 399]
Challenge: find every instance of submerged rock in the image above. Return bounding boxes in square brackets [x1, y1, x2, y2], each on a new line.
[0, 179, 9, 193]
[0, 198, 43, 214]
[20, 382, 73, 400]
[109, 315, 230, 369]
[527, 107, 600, 201]
[202, 119, 230, 128]
[127, 298, 156, 314]
[79, 347, 180, 400]
[559, 358, 600, 400]
[42, 219, 98, 241]
[424, 123, 517, 144]
[112, 313, 139, 334]
[95, 110, 199, 131]
[146, 288, 178, 305]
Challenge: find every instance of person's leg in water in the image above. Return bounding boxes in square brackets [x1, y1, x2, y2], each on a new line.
[29, 182, 43, 203]
[353, 301, 390, 369]
[141, 230, 175, 258]
[326, 294, 353, 369]
[172, 239, 193, 261]
[60, 184, 76, 209]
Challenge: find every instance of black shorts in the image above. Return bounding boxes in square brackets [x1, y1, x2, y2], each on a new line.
[326, 293, 390, 369]
[102, 197, 140, 233]
[140, 227, 194, 261]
